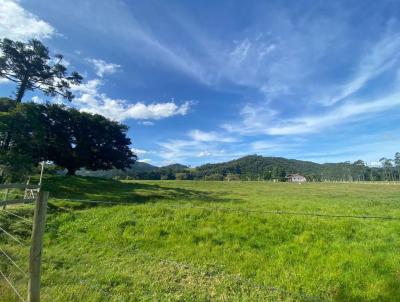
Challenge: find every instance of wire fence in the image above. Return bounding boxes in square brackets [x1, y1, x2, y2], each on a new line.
[51, 197, 400, 221]
[0, 184, 47, 302]
[2, 189, 398, 301]
[0, 212, 32, 302]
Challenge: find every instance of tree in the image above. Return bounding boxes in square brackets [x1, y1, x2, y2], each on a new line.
[379, 157, 387, 180]
[379, 157, 394, 181]
[204, 174, 223, 181]
[175, 172, 193, 180]
[395, 152, 400, 181]
[0, 38, 82, 102]
[354, 159, 366, 181]
[0, 101, 137, 176]
[43, 105, 136, 175]
[0, 100, 47, 181]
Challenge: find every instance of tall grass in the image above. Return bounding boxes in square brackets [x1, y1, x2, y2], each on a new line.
[1, 176, 400, 301]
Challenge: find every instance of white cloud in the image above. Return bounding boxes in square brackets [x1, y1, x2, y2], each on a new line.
[188, 129, 237, 143]
[72, 79, 102, 95]
[197, 151, 212, 157]
[156, 130, 241, 164]
[269, 93, 400, 135]
[154, 129, 238, 163]
[31, 95, 44, 104]
[138, 121, 155, 126]
[87, 58, 121, 77]
[71, 80, 192, 122]
[251, 141, 277, 151]
[0, 0, 55, 40]
[0, 78, 10, 84]
[131, 148, 148, 155]
[222, 105, 277, 135]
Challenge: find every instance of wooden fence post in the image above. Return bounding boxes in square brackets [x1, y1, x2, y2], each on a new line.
[28, 191, 48, 302]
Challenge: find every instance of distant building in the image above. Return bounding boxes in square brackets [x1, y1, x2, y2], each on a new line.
[286, 174, 307, 182]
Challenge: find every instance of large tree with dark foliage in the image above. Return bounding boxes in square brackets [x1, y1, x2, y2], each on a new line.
[0, 38, 82, 102]
[0, 98, 47, 180]
[44, 106, 136, 175]
[0, 99, 136, 178]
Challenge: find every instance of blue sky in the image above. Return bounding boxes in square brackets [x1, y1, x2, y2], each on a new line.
[1, 0, 400, 166]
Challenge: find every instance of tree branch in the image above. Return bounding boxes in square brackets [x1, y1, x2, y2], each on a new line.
[0, 74, 20, 82]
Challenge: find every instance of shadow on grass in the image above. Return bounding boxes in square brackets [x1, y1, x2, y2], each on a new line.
[41, 175, 242, 213]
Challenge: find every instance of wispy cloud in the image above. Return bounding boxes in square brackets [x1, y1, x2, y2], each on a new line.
[188, 129, 237, 143]
[87, 58, 121, 77]
[138, 121, 155, 126]
[222, 105, 277, 135]
[224, 89, 400, 137]
[0, 0, 55, 40]
[321, 32, 400, 106]
[156, 129, 244, 165]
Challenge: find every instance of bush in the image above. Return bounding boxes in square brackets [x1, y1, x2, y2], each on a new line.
[204, 174, 224, 181]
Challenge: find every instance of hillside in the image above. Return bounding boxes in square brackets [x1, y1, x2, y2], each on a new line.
[77, 155, 387, 181]
[196, 155, 376, 181]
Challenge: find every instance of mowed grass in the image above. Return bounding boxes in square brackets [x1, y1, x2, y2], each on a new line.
[1, 176, 400, 301]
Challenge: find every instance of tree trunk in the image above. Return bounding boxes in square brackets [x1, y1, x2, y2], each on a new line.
[15, 76, 29, 103]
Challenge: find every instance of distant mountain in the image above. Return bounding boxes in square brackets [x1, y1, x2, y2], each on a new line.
[160, 164, 189, 171]
[77, 155, 387, 181]
[77, 161, 158, 178]
[195, 155, 378, 181]
[132, 161, 159, 172]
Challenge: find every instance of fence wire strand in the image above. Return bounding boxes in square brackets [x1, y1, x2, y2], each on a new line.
[0, 247, 27, 277]
[0, 226, 26, 247]
[0, 270, 26, 302]
[51, 198, 400, 221]
[0, 209, 32, 224]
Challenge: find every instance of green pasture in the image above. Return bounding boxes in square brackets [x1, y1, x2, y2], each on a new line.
[1, 176, 400, 301]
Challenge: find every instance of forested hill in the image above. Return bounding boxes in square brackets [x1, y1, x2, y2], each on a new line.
[77, 155, 391, 181]
[195, 155, 379, 181]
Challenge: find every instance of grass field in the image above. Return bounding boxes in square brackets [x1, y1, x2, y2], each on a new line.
[1, 176, 400, 301]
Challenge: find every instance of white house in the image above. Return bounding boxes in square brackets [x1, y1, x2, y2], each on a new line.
[286, 174, 307, 182]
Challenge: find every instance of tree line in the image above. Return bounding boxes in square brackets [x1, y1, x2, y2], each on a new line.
[79, 155, 400, 182]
